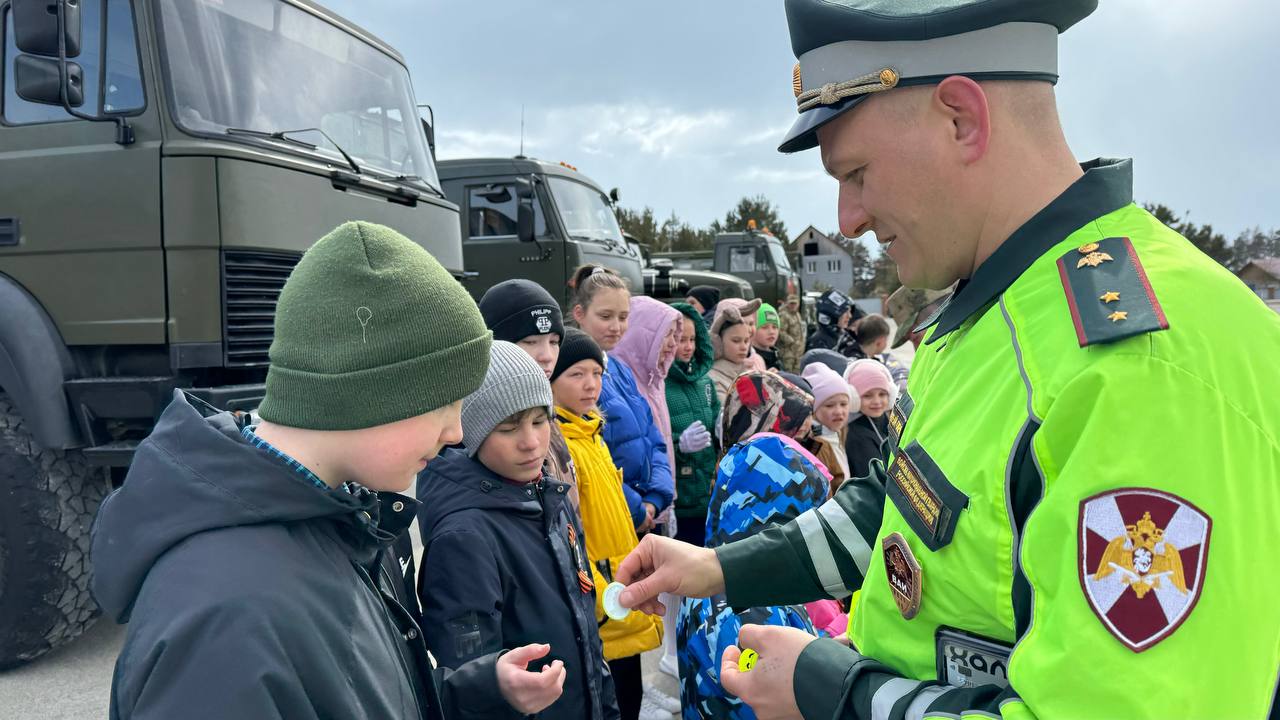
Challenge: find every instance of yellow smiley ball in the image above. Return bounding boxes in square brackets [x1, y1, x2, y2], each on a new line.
[738, 648, 759, 673]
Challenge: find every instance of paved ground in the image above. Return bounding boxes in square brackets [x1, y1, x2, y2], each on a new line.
[0, 618, 123, 719]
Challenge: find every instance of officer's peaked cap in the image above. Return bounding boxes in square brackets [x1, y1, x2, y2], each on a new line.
[780, 0, 1098, 153]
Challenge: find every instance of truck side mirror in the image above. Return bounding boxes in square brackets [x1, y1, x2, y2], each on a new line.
[13, 0, 82, 58]
[609, 187, 620, 204]
[14, 54, 84, 106]
[515, 177, 536, 244]
[421, 118, 436, 160]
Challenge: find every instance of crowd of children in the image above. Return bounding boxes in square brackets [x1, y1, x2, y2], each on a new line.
[93, 221, 914, 720]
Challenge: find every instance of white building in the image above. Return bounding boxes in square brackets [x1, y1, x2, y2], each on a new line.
[796, 226, 855, 294]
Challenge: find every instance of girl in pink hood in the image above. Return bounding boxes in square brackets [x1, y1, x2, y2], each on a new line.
[611, 296, 681, 483]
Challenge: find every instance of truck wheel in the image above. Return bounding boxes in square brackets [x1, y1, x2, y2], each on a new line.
[0, 392, 106, 668]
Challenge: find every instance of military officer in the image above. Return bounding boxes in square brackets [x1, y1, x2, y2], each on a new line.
[616, 1, 1280, 718]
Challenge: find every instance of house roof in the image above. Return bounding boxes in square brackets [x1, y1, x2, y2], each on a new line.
[797, 225, 864, 259]
[1241, 257, 1280, 281]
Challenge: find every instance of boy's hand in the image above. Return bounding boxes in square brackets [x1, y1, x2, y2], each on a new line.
[638, 502, 657, 533]
[615, 534, 724, 615]
[496, 644, 566, 715]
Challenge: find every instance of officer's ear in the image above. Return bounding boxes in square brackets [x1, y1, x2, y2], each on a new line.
[933, 76, 990, 165]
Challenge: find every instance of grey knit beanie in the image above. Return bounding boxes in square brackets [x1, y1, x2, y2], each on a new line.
[462, 341, 554, 457]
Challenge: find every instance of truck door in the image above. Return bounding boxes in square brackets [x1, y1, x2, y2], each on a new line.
[458, 177, 563, 301]
[0, 0, 163, 345]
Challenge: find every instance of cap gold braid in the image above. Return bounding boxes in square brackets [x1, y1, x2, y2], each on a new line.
[793, 64, 804, 98]
[795, 67, 900, 112]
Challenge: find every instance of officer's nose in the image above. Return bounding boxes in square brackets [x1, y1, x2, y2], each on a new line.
[838, 184, 873, 238]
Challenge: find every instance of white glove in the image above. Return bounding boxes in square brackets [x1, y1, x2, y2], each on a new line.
[678, 421, 712, 453]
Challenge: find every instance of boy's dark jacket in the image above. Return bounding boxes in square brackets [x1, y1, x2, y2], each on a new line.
[91, 391, 511, 720]
[417, 448, 620, 720]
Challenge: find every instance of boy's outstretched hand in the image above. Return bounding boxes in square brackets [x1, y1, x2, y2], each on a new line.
[496, 644, 566, 715]
[615, 534, 725, 615]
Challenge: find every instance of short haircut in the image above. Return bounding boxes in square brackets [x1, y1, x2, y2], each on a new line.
[855, 314, 891, 345]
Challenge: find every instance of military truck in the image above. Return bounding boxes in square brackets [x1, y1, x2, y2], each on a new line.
[654, 223, 801, 306]
[0, 0, 459, 666]
[625, 235, 753, 304]
[436, 157, 644, 306]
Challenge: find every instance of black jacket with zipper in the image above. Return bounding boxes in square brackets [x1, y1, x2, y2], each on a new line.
[417, 448, 620, 720]
[92, 391, 512, 720]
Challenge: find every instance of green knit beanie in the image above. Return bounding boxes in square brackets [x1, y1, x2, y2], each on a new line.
[258, 221, 492, 430]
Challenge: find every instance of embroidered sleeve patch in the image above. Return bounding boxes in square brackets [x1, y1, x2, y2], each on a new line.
[1057, 237, 1169, 347]
[1078, 488, 1211, 652]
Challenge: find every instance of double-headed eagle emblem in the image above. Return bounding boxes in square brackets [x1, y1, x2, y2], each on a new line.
[1093, 511, 1188, 599]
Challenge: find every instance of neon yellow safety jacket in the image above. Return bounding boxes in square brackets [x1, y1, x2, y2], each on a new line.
[716, 159, 1280, 719]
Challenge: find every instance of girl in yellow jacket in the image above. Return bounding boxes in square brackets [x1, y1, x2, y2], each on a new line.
[551, 329, 663, 719]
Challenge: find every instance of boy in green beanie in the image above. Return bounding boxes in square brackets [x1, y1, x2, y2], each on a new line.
[752, 303, 782, 371]
[93, 222, 561, 720]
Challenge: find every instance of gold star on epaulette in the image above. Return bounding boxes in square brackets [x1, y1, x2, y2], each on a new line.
[1078, 243, 1100, 254]
[1078, 252, 1115, 269]
[1100, 291, 1121, 303]
[1108, 311, 1129, 322]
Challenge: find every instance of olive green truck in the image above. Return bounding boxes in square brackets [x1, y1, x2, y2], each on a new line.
[0, 0, 465, 666]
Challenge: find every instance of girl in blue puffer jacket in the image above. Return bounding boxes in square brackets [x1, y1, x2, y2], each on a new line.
[568, 265, 675, 535]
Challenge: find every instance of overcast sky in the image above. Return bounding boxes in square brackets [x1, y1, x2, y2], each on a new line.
[328, 0, 1280, 245]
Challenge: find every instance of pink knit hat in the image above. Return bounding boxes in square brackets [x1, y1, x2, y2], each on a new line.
[801, 363, 850, 408]
[844, 359, 898, 404]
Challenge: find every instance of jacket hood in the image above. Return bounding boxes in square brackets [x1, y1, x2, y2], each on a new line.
[416, 447, 562, 539]
[705, 434, 828, 548]
[668, 303, 714, 384]
[710, 298, 762, 359]
[91, 391, 398, 623]
[611, 296, 680, 390]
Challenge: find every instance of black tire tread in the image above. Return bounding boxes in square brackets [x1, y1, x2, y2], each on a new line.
[0, 391, 105, 669]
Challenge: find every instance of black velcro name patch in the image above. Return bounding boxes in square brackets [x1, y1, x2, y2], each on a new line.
[887, 388, 914, 446]
[887, 441, 969, 551]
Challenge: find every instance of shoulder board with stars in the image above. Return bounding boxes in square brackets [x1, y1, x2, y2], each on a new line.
[1056, 236, 1169, 348]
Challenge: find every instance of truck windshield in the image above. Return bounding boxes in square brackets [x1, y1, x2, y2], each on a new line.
[154, 0, 439, 190]
[769, 243, 793, 272]
[548, 177, 624, 244]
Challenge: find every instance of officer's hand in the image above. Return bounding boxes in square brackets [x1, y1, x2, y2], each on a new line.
[719, 625, 815, 720]
[616, 534, 724, 615]
[496, 643, 566, 715]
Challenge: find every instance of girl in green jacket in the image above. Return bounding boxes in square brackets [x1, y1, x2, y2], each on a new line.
[665, 303, 721, 547]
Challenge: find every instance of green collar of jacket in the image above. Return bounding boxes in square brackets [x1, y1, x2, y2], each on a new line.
[925, 157, 1134, 344]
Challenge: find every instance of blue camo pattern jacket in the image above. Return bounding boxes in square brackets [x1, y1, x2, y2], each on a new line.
[677, 434, 827, 719]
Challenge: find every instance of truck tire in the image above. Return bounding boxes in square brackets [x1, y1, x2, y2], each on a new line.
[0, 392, 105, 669]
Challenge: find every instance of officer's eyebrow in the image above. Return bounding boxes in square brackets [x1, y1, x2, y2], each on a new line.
[822, 151, 863, 182]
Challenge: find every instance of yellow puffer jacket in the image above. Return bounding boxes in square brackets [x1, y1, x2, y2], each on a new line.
[555, 407, 663, 660]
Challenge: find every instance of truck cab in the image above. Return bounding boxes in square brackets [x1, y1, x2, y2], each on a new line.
[0, 0, 456, 665]
[436, 157, 644, 306]
[713, 226, 801, 306]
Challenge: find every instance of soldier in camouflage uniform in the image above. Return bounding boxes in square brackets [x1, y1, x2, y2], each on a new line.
[775, 294, 806, 372]
[676, 433, 827, 719]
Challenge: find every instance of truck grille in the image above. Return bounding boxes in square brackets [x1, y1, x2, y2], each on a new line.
[222, 250, 302, 367]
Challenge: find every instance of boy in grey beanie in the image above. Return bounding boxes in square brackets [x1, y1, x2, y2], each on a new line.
[417, 342, 621, 720]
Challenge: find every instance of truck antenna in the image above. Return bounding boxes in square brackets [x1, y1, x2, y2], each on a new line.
[519, 105, 526, 158]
